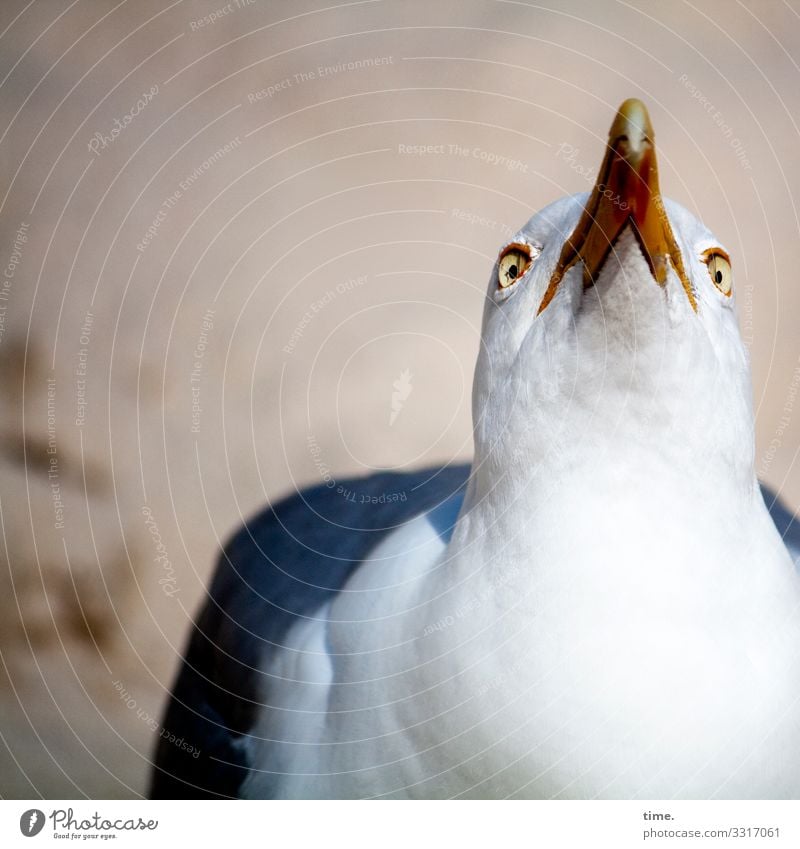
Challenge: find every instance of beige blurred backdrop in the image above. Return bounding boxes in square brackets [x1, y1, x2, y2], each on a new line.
[1, 0, 799, 798]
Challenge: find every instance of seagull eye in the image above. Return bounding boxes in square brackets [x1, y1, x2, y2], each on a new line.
[497, 244, 534, 289]
[704, 250, 732, 296]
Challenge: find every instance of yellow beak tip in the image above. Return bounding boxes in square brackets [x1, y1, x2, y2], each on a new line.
[609, 98, 654, 145]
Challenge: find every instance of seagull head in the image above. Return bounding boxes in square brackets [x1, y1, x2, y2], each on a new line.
[471, 99, 753, 498]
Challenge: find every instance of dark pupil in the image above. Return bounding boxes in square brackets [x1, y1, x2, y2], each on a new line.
[507, 263, 518, 279]
[715, 269, 723, 284]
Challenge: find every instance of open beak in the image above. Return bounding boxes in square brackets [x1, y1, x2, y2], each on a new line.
[538, 98, 696, 314]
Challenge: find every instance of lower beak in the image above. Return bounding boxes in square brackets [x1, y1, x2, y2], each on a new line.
[538, 98, 696, 314]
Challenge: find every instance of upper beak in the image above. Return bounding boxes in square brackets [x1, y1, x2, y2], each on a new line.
[538, 98, 696, 313]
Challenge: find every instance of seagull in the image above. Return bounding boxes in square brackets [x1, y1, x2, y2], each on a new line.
[151, 99, 800, 799]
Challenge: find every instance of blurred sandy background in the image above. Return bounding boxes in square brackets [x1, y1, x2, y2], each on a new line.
[1, 0, 799, 798]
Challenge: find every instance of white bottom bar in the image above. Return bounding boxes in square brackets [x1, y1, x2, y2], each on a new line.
[2, 799, 799, 848]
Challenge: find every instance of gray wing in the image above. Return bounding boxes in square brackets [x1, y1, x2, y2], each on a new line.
[149, 464, 470, 798]
[760, 483, 800, 568]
